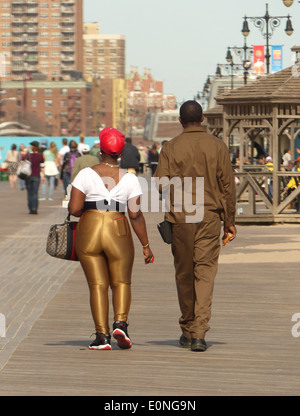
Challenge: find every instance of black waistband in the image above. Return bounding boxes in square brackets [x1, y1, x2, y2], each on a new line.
[83, 200, 126, 212]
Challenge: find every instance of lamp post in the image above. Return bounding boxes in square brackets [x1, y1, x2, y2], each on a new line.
[225, 48, 245, 89]
[226, 40, 253, 85]
[195, 76, 211, 109]
[242, 3, 294, 74]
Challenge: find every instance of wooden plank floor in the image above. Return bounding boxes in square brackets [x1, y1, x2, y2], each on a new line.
[1, 181, 300, 396]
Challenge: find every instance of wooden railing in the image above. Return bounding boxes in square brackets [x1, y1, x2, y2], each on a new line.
[234, 166, 300, 222]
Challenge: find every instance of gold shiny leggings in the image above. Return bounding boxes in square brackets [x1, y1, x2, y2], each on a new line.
[75, 210, 134, 334]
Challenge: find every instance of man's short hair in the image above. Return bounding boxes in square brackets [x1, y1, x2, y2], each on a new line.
[180, 100, 203, 124]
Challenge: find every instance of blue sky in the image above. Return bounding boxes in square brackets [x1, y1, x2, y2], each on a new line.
[84, 0, 300, 103]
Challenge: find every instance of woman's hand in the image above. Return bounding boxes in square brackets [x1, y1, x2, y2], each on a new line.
[143, 246, 154, 264]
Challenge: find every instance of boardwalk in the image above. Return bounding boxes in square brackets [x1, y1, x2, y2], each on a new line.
[0, 179, 300, 397]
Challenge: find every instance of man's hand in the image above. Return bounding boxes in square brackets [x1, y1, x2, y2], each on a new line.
[222, 225, 237, 247]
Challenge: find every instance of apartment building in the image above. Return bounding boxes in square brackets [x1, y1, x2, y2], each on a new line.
[83, 23, 125, 81]
[0, 0, 83, 82]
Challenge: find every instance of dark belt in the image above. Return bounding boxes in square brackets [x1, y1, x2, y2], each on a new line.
[83, 200, 126, 212]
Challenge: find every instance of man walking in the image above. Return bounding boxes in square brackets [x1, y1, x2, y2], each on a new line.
[120, 137, 140, 174]
[154, 100, 236, 351]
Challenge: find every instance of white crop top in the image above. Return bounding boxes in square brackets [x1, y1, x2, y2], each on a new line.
[71, 167, 143, 205]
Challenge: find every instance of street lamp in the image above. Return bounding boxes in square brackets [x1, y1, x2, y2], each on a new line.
[225, 48, 245, 89]
[227, 41, 253, 85]
[242, 3, 294, 74]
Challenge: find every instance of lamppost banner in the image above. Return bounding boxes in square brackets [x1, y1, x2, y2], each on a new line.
[271, 45, 283, 73]
[253, 45, 265, 75]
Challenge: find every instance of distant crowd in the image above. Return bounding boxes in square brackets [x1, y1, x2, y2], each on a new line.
[1, 135, 166, 214]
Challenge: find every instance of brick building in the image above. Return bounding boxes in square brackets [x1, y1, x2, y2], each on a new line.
[0, 80, 93, 137]
[0, 0, 83, 82]
[126, 67, 177, 140]
[90, 77, 127, 135]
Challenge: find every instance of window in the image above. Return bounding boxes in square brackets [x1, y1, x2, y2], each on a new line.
[45, 89, 52, 96]
[45, 100, 52, 107]
[32, 100, 38, 108]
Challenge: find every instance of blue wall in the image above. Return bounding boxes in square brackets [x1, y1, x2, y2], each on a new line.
[0, 136, 98, 163]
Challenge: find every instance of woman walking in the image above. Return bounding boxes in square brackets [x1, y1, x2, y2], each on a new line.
[19, 144, 28, 190]
[25, 141, 44, 214]
[40, 141, 59, 201]
[68, 127, 154, 350]
[61, 140, 81, 196]
[5, 144, 19, 189]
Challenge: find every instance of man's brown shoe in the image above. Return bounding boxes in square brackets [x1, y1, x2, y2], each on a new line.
[191, 338, 207, 352]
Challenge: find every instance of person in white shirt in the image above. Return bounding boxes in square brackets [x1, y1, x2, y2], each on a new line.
[282, 149, 292, 167]
[58, 138, 70, 166]
[77, 134, 86, 155]
[68, 127, 154, 351]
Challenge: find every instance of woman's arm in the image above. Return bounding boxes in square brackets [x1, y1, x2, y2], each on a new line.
[128, 196, 154, 264]
[68, 186, 86, 217]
